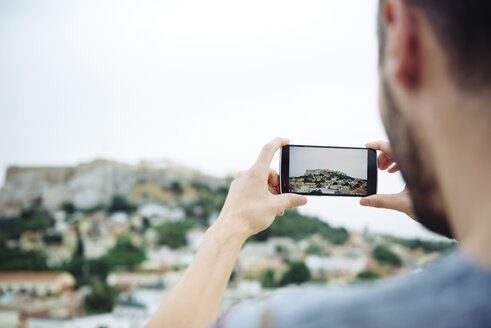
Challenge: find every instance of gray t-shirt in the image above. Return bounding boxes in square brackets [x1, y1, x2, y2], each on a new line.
[214, 252, 491, 327]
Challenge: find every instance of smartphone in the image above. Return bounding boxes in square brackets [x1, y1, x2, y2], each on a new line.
[280, 145, 377, 197]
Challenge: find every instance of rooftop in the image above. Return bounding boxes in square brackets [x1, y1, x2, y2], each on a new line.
[0, 271, 69, 281]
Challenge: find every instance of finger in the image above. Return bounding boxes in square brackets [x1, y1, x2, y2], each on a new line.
[378, 152, 394, 170]
[387, 163, 400, 173]
[268, 169, 279, 187]
[366, 140, 393, 156]
[360, 193, 402, 211]
[255, 138, 290, 168]
[277, 210, 285, 217]
[268, 184, 280, 195]
[275, 193, 307, 211]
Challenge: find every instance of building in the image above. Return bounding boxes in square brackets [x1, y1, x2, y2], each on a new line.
[0, 272, 75, 296]
[107, 272, 164, 290]
[305, 255, 367, 280]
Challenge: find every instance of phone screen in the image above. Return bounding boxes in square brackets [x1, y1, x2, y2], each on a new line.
[286, 146, 371, 196]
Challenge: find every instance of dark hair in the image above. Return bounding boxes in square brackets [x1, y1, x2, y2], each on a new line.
[378, 0, 491, 90]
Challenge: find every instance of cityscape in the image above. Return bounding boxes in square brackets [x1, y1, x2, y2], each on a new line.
[0, 160, 454, 328]
[289, 169, 368, 196]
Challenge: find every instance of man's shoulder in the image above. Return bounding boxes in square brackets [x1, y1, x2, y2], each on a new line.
[217, 253, 491, 328]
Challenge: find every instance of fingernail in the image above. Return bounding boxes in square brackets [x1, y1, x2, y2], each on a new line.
[298, 197, 307, 206]
[360, 198, 368, 206]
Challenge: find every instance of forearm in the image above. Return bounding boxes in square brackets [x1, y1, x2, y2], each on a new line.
[145, 138, 306, 327]
[146, 218, 246, 328]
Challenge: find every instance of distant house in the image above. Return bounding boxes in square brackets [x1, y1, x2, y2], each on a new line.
[107, 272, 163, 290]
[0, 272, 75, 296]
[305, 255, 367, 279]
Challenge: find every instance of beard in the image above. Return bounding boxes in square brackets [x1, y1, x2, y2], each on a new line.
[380, 79, 454, 239]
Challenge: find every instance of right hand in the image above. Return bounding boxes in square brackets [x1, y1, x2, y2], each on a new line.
[360, 141, 418, 222]
[215, 138, 308, 240]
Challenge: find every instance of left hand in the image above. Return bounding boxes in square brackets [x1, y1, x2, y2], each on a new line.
[216, 138, 308, 240]
[360, 141, 417, 222]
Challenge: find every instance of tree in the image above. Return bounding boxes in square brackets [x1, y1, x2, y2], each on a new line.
[391, 237, 456, 253]
[305, 242, 324, 255]
[260, 269, 277, 288]
[59, 257, 110, 287]
[74, 224, 85, 258]
[3, 206, 53, 239]
[84, 278, 120, 314]
[108, 195, 136, 213]
[356, 270, 381, 281]
[156, 221, 194, 249]
[170, 181, 184, 195]
[101, 235, 146, 270]
[61, 201, 76, 215]
[0, 238, 49, 271]
[280, 261, 311, 286]
[373, 245, 402, 266]
[43, 232, 63, 245]
[252, 209, 349, 245]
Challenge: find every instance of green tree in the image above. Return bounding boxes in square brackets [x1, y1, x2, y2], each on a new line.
[373, 245, 402, 266]
[391, 237, 456, 253]
[61, 201, 76, 215]
[260, 269, 277, 288]
[252, 209, 349, 245]
[108, 195, 136, 213]
[170, 181, 184, 195]
[101, 235, 146, 270]
[305, 242, 324, 255]
[0, 238, 49, 271]
[356, 270, 381, 281]
[84, 278, 120, 314]
[5, 207, 53, 239]
[43, 232, 63, 245]
[156, 221, 194, 249]
[280, 261, 311, 286]
[58, 256, 110, 287]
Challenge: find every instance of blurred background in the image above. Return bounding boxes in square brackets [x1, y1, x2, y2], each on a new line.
[0, 1, 453, 327]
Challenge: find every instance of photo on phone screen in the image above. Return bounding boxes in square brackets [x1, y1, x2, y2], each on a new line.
[280, 145, 377, 197]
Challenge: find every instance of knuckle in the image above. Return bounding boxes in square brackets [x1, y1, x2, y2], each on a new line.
[285, 195, 296, 207]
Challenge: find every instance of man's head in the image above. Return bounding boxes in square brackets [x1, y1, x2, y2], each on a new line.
[377, 0, 491, 238]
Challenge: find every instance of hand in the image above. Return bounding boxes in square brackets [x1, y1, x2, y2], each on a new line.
[216, 138, 308, 240]
[360, 141, 418, 222]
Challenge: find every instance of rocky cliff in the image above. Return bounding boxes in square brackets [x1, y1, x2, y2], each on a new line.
[0, 159, 225, 216]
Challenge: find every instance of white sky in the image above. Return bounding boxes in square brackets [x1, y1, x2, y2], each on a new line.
[0, 0, 444, 239]
[289, 147, 367, 179]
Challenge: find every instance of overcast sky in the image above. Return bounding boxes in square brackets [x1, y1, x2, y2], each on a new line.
[289, 147, 367, 179]
[0, 0, 444, 239]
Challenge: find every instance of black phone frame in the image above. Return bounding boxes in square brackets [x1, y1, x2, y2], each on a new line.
[280, 144, 377, 197]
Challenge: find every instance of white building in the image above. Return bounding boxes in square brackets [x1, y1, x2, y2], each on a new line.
[305, 255, 367, 277]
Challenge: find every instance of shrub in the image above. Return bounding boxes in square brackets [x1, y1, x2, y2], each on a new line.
[373, 245, 402, 266]
[280, 261, 311, 286]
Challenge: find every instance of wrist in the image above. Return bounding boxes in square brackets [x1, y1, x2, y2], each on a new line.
[208, 216, 248, 249]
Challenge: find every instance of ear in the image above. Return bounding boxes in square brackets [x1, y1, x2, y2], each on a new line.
[382, 0, 421, 89]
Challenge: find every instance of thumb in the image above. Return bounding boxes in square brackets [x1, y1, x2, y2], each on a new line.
[360, 194, 400, 210]
[276, 194, 307, 211]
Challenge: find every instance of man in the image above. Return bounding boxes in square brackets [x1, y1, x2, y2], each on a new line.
[146, 0, 491, 326]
